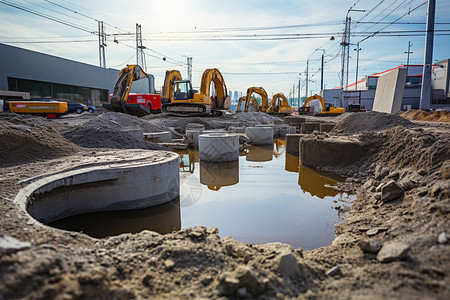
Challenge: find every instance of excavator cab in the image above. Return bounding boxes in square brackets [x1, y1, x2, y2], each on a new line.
[173, 80, 199, 101]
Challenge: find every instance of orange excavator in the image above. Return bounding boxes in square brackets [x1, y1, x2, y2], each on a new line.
[161, 68, 230, 116]
[266, 93, 294, 115]
[236, 87, 269, 112]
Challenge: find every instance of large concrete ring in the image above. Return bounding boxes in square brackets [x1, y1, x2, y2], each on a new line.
[246, 126, 274, 145]
[199, 133, 239, 162]
[14, 150, 180, 225]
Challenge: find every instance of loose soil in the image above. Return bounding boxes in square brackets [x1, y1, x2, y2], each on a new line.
[0, 111, 449, 299]
[401, 109, 450, 123]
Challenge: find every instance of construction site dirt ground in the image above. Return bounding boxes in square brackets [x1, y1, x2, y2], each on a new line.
[0, 111, 449, 299]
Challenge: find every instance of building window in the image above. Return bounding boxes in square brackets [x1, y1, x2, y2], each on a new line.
[7, 77, 108, 106]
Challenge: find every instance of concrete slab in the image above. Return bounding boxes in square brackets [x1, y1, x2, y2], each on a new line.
[373, 68, 407, 113]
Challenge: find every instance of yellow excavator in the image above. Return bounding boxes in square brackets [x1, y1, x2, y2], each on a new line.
[161, 68, 230, 116]
[266, 93, 294, 115]
[301, 94, 344, 116]
[236, 87, 269, 113]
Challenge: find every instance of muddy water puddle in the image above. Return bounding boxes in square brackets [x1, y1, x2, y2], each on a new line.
[49, 139, 353, 250]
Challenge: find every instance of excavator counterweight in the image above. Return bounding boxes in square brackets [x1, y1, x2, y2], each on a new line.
[103, 65, 161, 117]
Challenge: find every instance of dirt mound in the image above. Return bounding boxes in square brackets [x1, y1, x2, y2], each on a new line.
[332, 111, 412, 133]
[63, 127, 164, 150]
[0, 116, 80, 167]
[230, 112, 283, 125]
[85, 112, 166, 133]
[62, 112, 167, 150]
[376, 126, 450, 171]
[401, 109, 450, 123]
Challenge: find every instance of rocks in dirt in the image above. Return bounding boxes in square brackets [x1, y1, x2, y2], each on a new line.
[431, 181, 450, 199]
[164, 259, 175, 270]
[438, 232, 448, 244]
[441, 160, 450, 180]
[358, 239, 383, 253]
[375, 165, 390, 180]
[218, 266, 268, 297]
[325, 266, 342, 277]
[366, 228, 387, 236]
[381, 180, 404, 202]
[275, 252, 302, 278]
[376, 241, 410, 263]
[0, 235, 31, 252]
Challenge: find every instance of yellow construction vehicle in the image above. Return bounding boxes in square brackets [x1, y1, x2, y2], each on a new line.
[302, 94, 344, 116]
[161, 68, 230, 116]
[236, 87, 268, 112]
[266, 93, 294, 115]
[8, 100, 68, 118]
[161, 70, 182, 104]
[103, 64, 162, 117]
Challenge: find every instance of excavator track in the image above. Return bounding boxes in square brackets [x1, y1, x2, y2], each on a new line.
[162, 103, 212, 117]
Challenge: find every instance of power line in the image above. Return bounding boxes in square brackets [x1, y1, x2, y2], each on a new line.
[358, 1, 428, 43]
[0, 0, 94, 34]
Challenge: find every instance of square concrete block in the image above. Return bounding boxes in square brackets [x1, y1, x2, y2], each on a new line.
[373, 68, 407, 113]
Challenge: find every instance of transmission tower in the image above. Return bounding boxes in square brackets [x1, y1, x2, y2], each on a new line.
[340, 16, 351, 108]
[98, 21, 106, 68]
[136, 24, 146, 70]
[187, 57, 193, 82]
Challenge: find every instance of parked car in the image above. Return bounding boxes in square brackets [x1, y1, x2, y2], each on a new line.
[67, 103, 87, 114]
[86, 105, 96, 113]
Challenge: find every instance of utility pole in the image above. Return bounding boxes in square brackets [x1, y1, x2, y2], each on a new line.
[187, 57, 193, 82]
[298, 75, 301, 111]
[405, 41, 413, 81]
[305, 59, 309, 102]
[98, 21, 106, 68]
[340, 16, 351, 108]
[420, 0, 436, 110]
[136, 24, 146, 70]
[321, 51, 324, 91]
[340, 8, 365, 107]
[354, 42, 361, 90]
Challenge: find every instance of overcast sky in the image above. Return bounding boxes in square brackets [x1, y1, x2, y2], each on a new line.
[1, 0, 449, 98]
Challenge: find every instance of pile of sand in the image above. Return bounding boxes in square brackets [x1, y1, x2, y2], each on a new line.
[63, 112, 165, 150]
[0, 116, 80, 167]
[401, 109, 450, 123]
[332, 111, 412, 133]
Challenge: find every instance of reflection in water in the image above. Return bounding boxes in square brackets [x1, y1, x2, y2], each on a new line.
[48, 198, 181, 238]
[200, 160, 239, 191]
[246, 145, 273, 162]
[177, 144, 354, 250]
[285, 153, 300, 173]
[179, 150, 199, 173]
[273, 139, 285, 158]
[284, 153, 343, 199]
[298, 165, 342, 199]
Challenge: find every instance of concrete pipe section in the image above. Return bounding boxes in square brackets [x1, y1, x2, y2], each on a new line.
[144, 131, 172, 143]
[14, 150, 180, 226]
[186, 130, 201, 148]
[246, 126, 274, 145]
[199, 133, 239, 162]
